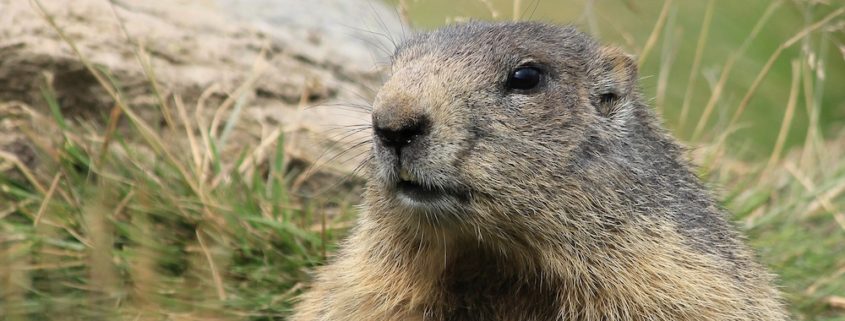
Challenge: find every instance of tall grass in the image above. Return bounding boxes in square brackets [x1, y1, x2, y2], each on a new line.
[1, 0, 844, 320]
[0, 87, 352, 320]
[0, 3, 353, 320]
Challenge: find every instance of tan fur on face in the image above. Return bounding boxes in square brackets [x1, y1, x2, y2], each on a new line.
[292, 22, 787, 321]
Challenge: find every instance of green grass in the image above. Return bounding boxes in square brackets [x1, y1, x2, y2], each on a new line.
[1, 83, 351, 320]
[1, 0, 844, 320]
[719, 140, 845, 320]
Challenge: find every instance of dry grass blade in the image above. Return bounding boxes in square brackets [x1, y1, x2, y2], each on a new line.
[763, 59, 801, 174]
[827, 296, 845, 310]
[785, 163, 845, 231]
[0, 150, 46, 194]
[280, 80, 313, 177]
[803, 180, 845, 218]
[784, 162, 816, 193]
[195, 84, 221, 183]
[476, 0, 499, 19]
[84, 195, 119, 304]
[691, 0, 781, 141]
[637, 0, 673, 67]
[209, 47, 269, 142]
[1, 200, 35, 221]
[582, 0, 599, 36]
[31, 0, 201, 196]
[678, 0, 714, 129]
[174, 95, 203, 174]
[397, 0, 411, 26]
[136, 44, 175, 128]
[799, 26, 831, 169]
[727, 7, 844, 129]
[196, 229, 227, 301]
[33, 172, 62, 226]
[799, 49, 820, 169]
[655, 9, 679, 115]
[32, 0, 238, 244]
[108, 1, 175, 129]
[114, 190, 134, 217]
[30, 0, 117, 100]
[236, 127, 283, 175]
[97, 103, 123, 167]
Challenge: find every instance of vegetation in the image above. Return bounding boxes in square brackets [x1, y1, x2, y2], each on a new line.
[1, 0, 843, 320]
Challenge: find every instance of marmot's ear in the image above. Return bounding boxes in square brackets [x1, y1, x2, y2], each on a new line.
[590, 46, 638, 118]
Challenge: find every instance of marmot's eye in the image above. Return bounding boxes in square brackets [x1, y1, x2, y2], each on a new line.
[506, 66, 543, 91]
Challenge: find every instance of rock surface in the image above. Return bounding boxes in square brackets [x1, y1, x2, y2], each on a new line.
[0, 0, 404, 194]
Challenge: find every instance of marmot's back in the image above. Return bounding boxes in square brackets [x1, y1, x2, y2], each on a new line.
[293, 22, 787, 321]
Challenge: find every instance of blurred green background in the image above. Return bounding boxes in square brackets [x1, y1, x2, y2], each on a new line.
[389, 0, 845, 158]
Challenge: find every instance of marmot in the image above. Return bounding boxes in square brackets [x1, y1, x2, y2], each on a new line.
[293, 22, 787, 321]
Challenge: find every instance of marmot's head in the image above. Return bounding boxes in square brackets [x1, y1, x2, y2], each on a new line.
[366, 22, 642, 238]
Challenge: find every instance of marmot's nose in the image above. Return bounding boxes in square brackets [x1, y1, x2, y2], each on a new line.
[373, 116, 430, 150]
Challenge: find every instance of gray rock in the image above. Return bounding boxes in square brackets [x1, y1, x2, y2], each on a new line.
[0, 0, 404, 196]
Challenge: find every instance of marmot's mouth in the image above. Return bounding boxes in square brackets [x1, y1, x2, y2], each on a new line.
[391, 168, 468, 206]
[396, 180, 447, 202]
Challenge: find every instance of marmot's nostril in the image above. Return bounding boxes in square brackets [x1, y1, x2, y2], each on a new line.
[373, 117, 430, 149]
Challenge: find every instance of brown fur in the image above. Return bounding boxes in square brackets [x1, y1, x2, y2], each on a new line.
[292, 22, 787, 321]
